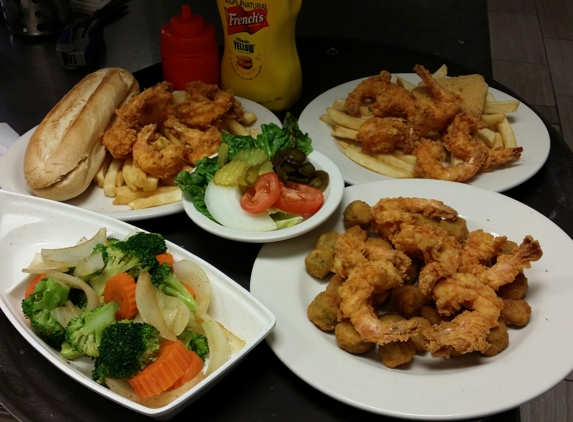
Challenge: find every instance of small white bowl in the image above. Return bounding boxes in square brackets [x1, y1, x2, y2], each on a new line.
[0, 189, 276, 420]
[182, 151, 345, 243]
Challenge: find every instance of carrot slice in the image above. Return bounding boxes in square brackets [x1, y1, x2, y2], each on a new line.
[155, 253, 174, 268]
[183, 284, 196, 299]
[168, 350, 204, 390]
[128, 340, 196, 398]
[25, 273, 46, 299]
[103, 272, 138, 320]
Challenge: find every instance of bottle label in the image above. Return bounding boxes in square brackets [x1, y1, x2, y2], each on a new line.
[221, 3, 268, 81]
[224, 5, 268, 35]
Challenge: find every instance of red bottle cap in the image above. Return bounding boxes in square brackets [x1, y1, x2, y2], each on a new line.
[160, 5, 218, 57]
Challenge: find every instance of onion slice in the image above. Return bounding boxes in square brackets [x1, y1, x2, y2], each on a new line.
[22, 253, 69, 274]
[51, 301, 82, 328]
[198, 313, 231, 375]
[45, 271, 101, 312]
[135, 272, 177, 341]
[157, 294, 190, 336]
[173, 259, 212, 315]
[205, 182, 277, 232]
[41, 228, 108, 267]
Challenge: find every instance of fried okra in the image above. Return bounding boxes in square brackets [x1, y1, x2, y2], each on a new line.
[343, 200, 372, 229]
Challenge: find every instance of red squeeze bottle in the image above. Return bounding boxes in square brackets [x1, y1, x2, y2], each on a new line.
[160, 5, 220, 90]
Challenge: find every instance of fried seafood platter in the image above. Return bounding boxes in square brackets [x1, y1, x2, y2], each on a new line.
[298, 65, 551, 191]
[305, 197, 542, 367]
[98, 80, 262, 211]
[250, 179, 573, 419]
[321, 64, 523, 183]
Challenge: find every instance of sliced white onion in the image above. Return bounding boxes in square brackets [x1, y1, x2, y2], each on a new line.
[157, 293, 190, 336]
[72, 251, 105, 279]
[135, 272, 177, 341]
[45, 271, 101, 312]
[22, 253, 69, 274]
[219, 322, 246, 354]
[205, 182, 277, 232]
[173, 259, 211, 315]
[41, 228, 108, 267]
[51, 301, 82, 328]
[198, 313, 231, 375]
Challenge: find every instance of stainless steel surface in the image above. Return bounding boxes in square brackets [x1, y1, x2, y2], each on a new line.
[0, 0, 73, 36]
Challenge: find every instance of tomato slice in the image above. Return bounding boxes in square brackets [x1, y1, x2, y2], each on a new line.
[274, 181, 324, 215]
[240, 172, 281, 214]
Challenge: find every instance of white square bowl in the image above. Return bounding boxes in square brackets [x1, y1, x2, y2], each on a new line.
[0, 189, 275, 420]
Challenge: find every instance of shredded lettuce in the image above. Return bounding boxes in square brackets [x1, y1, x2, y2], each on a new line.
[175, 113, 312, 222]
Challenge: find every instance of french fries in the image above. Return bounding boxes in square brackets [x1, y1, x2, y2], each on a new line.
[322, 65, 521, 180]
[94, 101, 258, 210]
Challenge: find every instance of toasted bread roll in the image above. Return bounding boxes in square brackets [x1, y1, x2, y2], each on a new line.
[24, 67, 140, 201]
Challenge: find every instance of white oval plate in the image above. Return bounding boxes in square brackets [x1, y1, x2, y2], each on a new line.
[298, 74, 551, 192]
[0, 98, 281, 222]
[0, 189, 275, 420]
[182, 151, 345, 243]
[251, 178, 573, 420]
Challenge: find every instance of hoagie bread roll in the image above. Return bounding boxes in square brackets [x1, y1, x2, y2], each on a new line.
[24, 67, 139, 201]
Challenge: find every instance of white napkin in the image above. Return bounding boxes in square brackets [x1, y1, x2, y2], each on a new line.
[0, 123, 19, 161]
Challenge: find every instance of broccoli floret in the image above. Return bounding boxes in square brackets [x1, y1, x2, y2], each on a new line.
[60, 341, 86, 360]
[124, 232, 167, 256]
[88, 241, 158, 296]
[178, 329, 209, 361]
[151, 263, 198, 314]
[68, 288, 88, 311]
[21, 277, 70, 348]
[92, 322, 161, 384]
[65, 301, 120, 357]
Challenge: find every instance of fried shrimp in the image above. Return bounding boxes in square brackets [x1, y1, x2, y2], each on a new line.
[117, 81, 174, 127]
[391, 223, 462, 295]
[443, 112, 522, 172]
[413, 139, 486, 182]
[344, 71, 413, 117]
[161, 116, 221, 164]
[356, 117, 414, 154]
[458, 229, 509, 274]
[475, 235, 542, 290]
[370, 196, 458, 239]
[176, 81, 234, 129]
[102, 117, 139, 159]
[132, 124, 185, 179]
[332, 225, 369, 279]
[408, 64, 462, 135]
[423, 273, 504, 357]
[338, 261, 419, 345]
[306, 196, 543, 367]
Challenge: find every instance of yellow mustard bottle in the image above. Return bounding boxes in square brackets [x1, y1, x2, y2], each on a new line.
[216, 0, 303, 112]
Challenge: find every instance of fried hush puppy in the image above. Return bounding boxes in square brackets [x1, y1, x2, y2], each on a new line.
[335, 320, 375, 354]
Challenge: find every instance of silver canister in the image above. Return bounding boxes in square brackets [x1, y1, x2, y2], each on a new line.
[0, 0, 73, 36]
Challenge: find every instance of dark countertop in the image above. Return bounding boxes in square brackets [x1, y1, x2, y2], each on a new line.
[2, 1, 562, 421]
